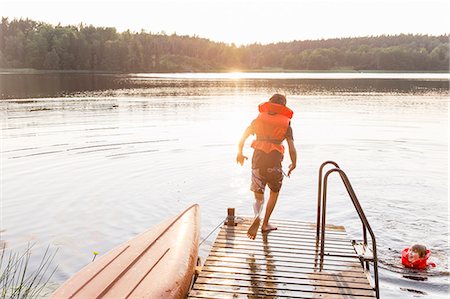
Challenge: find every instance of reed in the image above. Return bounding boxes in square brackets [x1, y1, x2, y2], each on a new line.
[0, 243, 58, 299]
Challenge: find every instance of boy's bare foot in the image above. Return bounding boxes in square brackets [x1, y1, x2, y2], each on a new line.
[261, 223, 277, 233]
[247, 217, 261, 240]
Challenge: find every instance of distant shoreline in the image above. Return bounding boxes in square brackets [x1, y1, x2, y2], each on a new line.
[3, 19, 448, 73]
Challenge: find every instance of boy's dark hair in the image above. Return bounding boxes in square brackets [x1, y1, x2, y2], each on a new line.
[269, 94, 287, 106]
[411, 244, 427, 258]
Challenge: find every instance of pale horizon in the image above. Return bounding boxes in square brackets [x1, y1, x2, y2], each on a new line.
[1, 0, 449, 46]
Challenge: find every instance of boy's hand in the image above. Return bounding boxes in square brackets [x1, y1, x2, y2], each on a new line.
[287, 163, 296, 177]
[236, 153, 248, 165]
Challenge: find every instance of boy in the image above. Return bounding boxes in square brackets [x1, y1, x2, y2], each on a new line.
[236, 94, 297, 240]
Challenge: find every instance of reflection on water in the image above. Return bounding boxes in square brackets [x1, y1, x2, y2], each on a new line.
[262, 233, 277, 296]
[0, 74, 449, 298]
[247, 234, 277, 297]
[1, 72, 449, 99]
[131, 72, 450, 80]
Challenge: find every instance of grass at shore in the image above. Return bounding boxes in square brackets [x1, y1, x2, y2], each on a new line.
[0, 243, 58, 299]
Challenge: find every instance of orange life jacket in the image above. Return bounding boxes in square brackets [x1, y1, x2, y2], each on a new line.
[251, 102, 294, 155]
[401, 248, 436, 269]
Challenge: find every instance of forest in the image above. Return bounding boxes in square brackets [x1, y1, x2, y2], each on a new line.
[0, 18, 449, 72]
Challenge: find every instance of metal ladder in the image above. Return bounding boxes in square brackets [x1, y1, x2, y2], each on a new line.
[315, 161, 380, 299]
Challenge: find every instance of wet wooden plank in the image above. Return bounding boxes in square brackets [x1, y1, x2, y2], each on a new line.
[205, 255, 362, 273]
[221, 228, 353, 244]
[240, 217, 347, 231]
[196, 270, 374, 290]
[216, 232, 354, 250]
[207, 250, 362, 268]
[191, 283, 375, 298]
[209, 247, 360, 263]
[270, 219, 346, 230]
[194, 277, 376, 297]
[188, 218, 375, 298]
[189, 290, 284, 299]
[211, 239, 358, 257]
[203, 260, 366, 279]
[223, 227, 350, 241]
[189, 289, 373, 299]
[234, 221, 348, 236]
[199, 266, 371, 284]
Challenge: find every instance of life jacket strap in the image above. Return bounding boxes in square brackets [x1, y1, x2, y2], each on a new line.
[256, 137, 283, 145]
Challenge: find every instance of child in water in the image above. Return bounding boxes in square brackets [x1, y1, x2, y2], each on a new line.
[402, 244, 436, 269]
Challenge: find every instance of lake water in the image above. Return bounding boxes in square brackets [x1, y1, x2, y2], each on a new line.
[1, 72, 449, 298]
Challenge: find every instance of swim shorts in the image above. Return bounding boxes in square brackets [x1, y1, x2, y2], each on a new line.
[250, 167, 284, 194]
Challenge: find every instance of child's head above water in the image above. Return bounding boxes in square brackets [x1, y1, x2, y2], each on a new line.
[408, 244, 427, 261]
[269, 94, 287, 106]
[401, 244, 436, 269]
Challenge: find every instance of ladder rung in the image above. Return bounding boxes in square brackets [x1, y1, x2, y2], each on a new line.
[352, 241, 374, 261]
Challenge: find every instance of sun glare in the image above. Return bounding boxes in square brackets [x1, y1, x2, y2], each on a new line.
[227, 71, 244, 79]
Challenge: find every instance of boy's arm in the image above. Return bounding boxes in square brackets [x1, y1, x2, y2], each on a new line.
[236, 125, 253, 165]
[286, 138, 297, 176]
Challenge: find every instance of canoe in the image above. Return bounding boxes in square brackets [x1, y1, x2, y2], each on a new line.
[51, 204, 200, 299]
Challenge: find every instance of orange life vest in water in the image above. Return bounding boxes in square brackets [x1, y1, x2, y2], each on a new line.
[251, 102, 294, 155]
[401, 248, 436, 269]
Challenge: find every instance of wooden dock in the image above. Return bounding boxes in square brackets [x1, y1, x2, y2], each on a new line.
[188, 216, 376, 299]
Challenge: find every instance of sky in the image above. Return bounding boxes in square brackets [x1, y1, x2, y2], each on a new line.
[1, 0, 449, 45]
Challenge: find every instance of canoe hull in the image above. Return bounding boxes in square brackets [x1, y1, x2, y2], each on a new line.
[51, 204, 200, 299]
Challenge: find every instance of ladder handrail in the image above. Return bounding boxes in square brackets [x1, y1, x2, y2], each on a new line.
[316, 161, 340, 245]
[316, 163, 380, 299]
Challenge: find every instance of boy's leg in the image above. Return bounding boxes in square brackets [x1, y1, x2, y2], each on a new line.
[248, 168, 266, 240]
[253, 192, 264, 218]
[247, 192, 264, 240]
[262, 167, 284, 232]
[261, 190, 279, 232]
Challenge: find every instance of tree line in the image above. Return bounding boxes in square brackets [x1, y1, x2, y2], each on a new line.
[0, 18, 449, 72]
